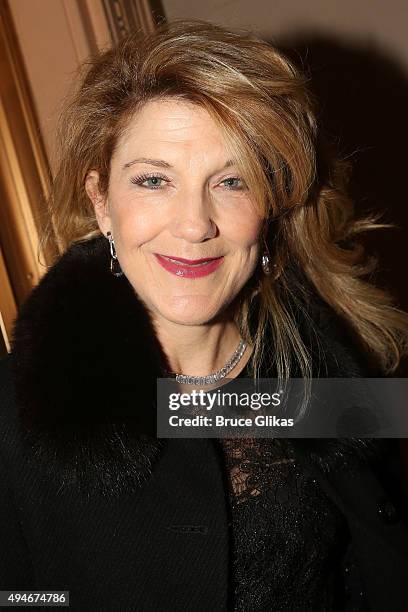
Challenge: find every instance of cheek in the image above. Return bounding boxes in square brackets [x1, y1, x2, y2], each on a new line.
[110, 195, 164, 247]
[228, 218, 263, 278]
[220, 198, 263, 243]
[228, 217, 263, 252]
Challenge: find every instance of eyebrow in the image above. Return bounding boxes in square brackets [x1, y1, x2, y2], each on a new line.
[122, 157, 236, 171]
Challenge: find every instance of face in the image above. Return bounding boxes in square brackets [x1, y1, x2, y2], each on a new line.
[86, 98, 263, 327]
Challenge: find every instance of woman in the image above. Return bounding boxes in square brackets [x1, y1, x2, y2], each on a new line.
[1, 19, 408, 611]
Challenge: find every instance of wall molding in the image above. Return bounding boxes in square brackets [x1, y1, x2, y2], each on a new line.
[102, 0, 165, 42]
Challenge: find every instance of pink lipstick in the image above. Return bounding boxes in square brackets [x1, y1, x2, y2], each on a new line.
[154, 254, 224, 278]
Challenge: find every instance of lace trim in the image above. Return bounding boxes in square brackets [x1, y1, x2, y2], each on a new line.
[217, 437, 368, 611]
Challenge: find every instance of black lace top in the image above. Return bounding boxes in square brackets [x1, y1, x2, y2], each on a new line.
[216, 369, 368, 611]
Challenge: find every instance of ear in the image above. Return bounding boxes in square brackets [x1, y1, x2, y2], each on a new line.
[85, 170, 111, 236]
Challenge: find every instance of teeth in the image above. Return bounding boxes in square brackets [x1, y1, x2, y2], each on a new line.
[165, 256, 213, 266]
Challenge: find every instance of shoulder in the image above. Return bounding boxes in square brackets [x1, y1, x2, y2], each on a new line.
[305, 295, 384, 377]
[0, 353, 12, 389]
[0, 354, 17, 428]
[321, 443, 408, 611]
[0, 354, 27, 476]
[302, 438, 408, 550]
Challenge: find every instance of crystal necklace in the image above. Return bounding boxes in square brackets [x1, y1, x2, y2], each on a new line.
[170, 338, 247, 385]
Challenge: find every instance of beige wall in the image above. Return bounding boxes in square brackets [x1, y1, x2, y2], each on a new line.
[8, 0, 110, 172]
[163, 0, 408, 69]
[11, 0, 407, 173]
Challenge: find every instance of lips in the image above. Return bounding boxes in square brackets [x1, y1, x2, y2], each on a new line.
[154, 253, 224, 278]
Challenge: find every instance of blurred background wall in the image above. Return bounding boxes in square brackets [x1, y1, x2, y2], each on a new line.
[0, 0, 407, 360]
[165, 0, 408, 68]
[0, 0, 160, 353]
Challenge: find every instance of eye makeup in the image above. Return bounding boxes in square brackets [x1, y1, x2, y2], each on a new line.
[130, 172, 248, 191]
[130, 172, 170, 189]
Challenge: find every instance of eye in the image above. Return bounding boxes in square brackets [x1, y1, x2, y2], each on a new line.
[130, 173, 169, 189]
[220, 177, 247, 191]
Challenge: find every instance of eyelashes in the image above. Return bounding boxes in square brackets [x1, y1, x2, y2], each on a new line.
[222, 177, 246, 190]
[129, 172, 248, 191]
[130, 172, 169, 189]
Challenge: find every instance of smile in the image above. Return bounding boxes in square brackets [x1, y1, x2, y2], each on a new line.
[154, 254, 224, 278]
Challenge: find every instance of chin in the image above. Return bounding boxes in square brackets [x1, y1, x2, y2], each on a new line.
[156, 295, 226, 326]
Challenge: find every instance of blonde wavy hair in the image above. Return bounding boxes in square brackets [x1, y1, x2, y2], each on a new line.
[42, 18, 408, 386]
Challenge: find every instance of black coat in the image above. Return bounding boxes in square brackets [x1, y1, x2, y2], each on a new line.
[0, 236, 407, 611]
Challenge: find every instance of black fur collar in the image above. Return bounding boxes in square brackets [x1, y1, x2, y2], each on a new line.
[9, 236, 384, 497]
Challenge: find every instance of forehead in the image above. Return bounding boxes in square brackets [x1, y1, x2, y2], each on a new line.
[113, 98, 231, 166]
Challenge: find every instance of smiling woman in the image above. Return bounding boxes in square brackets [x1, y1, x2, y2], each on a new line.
[84, 99, 263, 360]
[1, 18, 408, 612]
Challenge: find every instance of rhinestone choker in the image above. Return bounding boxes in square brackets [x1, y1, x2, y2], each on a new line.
[170, 338, 247, 385]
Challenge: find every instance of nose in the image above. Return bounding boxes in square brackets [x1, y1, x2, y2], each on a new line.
[170, 192, 218, 243]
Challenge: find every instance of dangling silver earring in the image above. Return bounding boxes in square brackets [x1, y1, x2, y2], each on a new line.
[261, 251, 271, 275]
[261, 242, 278, 277]
[107, 231, 123, 277]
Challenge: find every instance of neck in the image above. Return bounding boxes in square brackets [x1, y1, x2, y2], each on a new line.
[151, 313, 251, 379]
